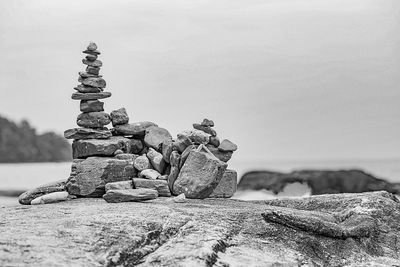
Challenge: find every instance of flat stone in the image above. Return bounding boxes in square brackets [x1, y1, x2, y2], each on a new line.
[71, 92, 111, 100]
[168, 166, 180, 194]
[147, 148, 166, 173]
[74, 84, 101, 93]
[110, 108, 129, 126]
[133, 178, 171, 197]
[105, 181, 133, 192]
[83, 49, 100, 55]
[18, 180, 66, 205]
[80, 100, 104, 112]
[76, 112, 111, 128]
[139, 169, 161, 180]
[103, 188, 158, 203]
[209, 169, 237, 198]
[201, 118, 214, 127]
[72, 136, 132, 158]
[193, 123, 217, 136]
[115, 153, 139, 162]
[64, 128, 111, 140]
[173, 134, 192, 153]
[78, 77, 106, 88]
[169, 151, 180, 167]
[179, 144, 196, 169]
[113, 121, 158, 137]
[114, 149, 124, 155]
[133, 155, 152, 171]
[179, 129, 210, 145]
[173, 145, 227, 198]
[144, 126, 172, 151]
[31, 191, 69, 205]
[218, 139, 238, 152]
[82, 59, 102, 67]
[129, 139, 143, 154]
[209, 136, 220, 147]
[66, 157, 136, 197]
[161, 140, 174, 163]
[86, 66, 100, 75]
[206, 145, 233, 163]
[85, 54, 97, 61]
[87, 42, 97, 51]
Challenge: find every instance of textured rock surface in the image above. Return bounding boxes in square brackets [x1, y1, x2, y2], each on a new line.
[2, 191, 400, 266]
[133, 178, 171, 197]
[31, 191, 69, 205]
[18, 180, 66, 205]
[144, 126, 172, 150]
[72, 136, 132, 158]
[139, 169, 161, 180]
[134, 155, 152, 171]
[147, 148, 166, 173]
[64, 128, 112, 140]
[206, 144, 233, 163]
[72, 92, 111, 100]
[218, 139, 237, 152]
[209, 169, 237, 198]
[105, 181, 133, 192]
[179, 129, 210, 145]
[74, 84, 101, 93]
[80, 100, 104, 112]
[76, 112, 111, 128]
[110, 108, 129, 126]
[113, 121, 158, 137]
[238, 169, 400, 195]
[103, 189, 158, 203]
[66, 157, 135, 197]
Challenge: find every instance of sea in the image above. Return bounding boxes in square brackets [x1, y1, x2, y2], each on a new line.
[0, 158, 399, 207]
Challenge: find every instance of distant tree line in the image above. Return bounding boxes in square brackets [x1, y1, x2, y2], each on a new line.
[0, 115, 72, 163]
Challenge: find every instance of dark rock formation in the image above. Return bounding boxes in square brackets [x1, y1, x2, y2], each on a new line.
[238, 169, 400, 195]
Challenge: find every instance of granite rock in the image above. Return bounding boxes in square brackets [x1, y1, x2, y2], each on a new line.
[103, 188, 158, 203]
[133, 155, 152, 171]
[209, 169, 237, 198]
[147, 148, 166, 173]
[133, 178, 171, 197]
[110, 108, 129, 126]
[31, 191, 69, 205]
[72, 136, 132, 158]
[105, 181, 133, 192]
[72, 92, 111, 100]
[80, 100, 104, 112]
[64, 128, 111, 140]
[113, 121, 158, 137]
[144, 126, 172, 151]
[18, 180, 66, 205]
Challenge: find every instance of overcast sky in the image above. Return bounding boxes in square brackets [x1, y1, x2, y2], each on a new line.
[0, 0, 399, 161]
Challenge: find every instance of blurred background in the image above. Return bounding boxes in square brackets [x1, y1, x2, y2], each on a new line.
[0, 0, 399, 204]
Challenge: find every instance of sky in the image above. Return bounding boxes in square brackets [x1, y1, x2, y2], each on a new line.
[0, 0, 399, 161]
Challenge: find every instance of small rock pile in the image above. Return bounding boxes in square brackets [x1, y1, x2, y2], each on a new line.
[18, 42, 238, 205]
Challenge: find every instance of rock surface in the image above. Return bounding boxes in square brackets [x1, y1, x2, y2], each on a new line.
[31, 191, 69, 205]
[80, 100, 104, 112]
[64, 127, 112, 140]
[103, 188, 158, 203]
[72, 92, 111, 100]
[110, 108, 129, 126]
[3, 191, 400, 266]
[18, 180, 66, 205]
[133, 178, 171, 197]
[144, 126, 172, 150]
[209, 169, 237, 198]
[76, 112, 111, 128]
[113, 121, 158, 137]
[238, 169, 400, 195]
[72, 136, 132, 158]
[105, 181, 133, 192]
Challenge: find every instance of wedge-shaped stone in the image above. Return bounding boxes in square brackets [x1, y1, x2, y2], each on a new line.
[173, 145, 227, 198]
[113, 121, 158, 137]
[103, 189, 158, 203]
[72, 92, 111, 100]
[206, 144, 233, 163]
[133, 178, 171, 197]
[218, 139, 238, 152]
[72, 136, 132, 158]
[66, 157, 136, 197]
[144, 126, 172, 150]
[76, 112, 110, 128]
[209, 169, 237, 198]
[64, 127, 111, 140]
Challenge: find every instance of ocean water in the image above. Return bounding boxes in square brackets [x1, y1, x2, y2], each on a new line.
[0, 159, 399, 205]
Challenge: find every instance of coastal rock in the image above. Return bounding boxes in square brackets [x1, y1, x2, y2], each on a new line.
[110, 108, 129, 126]
[18, 180, 66, 205]
[74, 84, 101, 92]
[82, 59, 102, 67]
[218, 139, 237, 152]
[179, 144, 196, 169]
[31, 191, 69, 205]
[173, 134, 192, 153]
[147, 148, 166, 173]
[179, 129, 210, 145]
[80, 100, 104, 112]
[76, 112, 111, 128]
[78, 77, 106, 88]
[113, 121, 158, 137]
[201, 118, 214, 127]
[133, 178, 171, 197]
[173, 145, 227, 198]
[144, 126, 172, 151]
[133, 155, 152, 171]
[66, 157, 136, 197]
[129, 139, 143, 154]
[193, 123, 217, 136]
[64, 127, 111, 140]
[72, 92, 111, 100]
[209, 169, 237, 198]
[72, 136, 131, 158]
[139, 169, 161, 180]
[105, 181, 133, 192]
[206, 144, 233, 162]
[103, 189, 158, 203]
[86, 66, 100, 75]
[161, 140, 174, 163]
[209, 136, 220, 147]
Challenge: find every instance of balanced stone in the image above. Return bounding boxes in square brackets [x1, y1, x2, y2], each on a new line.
[74, 84, 101, 93]
[80, 100, 104, 112]
[129, 139, 143, 154]
[218, 139, 238, 152]
[83, 49, 100, 55]
[31, 191, 69, 205]
[72, 136, 132, 158]
[79, 77, 106, 88]
[72, 92, 111, 100]
[173, 145, 227, 198]
[139, 169, 161, 180]
[193, 123, 217, 136]
[110, 108, 129, 126]
[103, 189, 158, 203]
[179, 129, 210, 145]
[179, 144, 196, 169]
[18, 180, 66, 205]
[82, 59, 102, 67]
[113, 121, 158, 137]
[147, 148, 166, 173]
[64, 127, 111, 140]
[209, 169, 237, 198]
[161, 140, 174, 163]
[201, 118, 214, 127]
[105, 181, 133, 192]
[86, 66, 100, 75]
[115, 153, 139, 162]
[133, 178, 171, 197]
[85, 54, 97, 61]
[173, 134, 192, 153]
[66, 157, 136, 197]
[206, 144, 233, 163]
[76, 112, 111, 128]
[168, 151, 181, 193]
[134, 155, 152, 171]
[87, 42, 97, 51]
[144, 126, 172, 150]
[209, 136, 220, 147]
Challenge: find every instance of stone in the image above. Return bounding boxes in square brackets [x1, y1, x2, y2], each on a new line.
[83, 49, 100, 55]
[179, 129, 210, 145]
[173, 145, 227, 198]
[206, 144, 233, 163]
[72, 136, 132, 158]
[168, 166, 180, 194]
[71, 92, 111, 100]
[85, 54, 97, 61]
[144, 126, 172, 151]
[133, 178, 171, 197]
[66, 157, 136, 197]
[139, 169, 161, 180]
[114, 149, 124, 156]
[209, 136, 220, 147]
[76, 112, 111, 128]
[134, 155, 152, 171]
[171, 193, 187, 203]
[82, 59, 102, 67]
[86, 66, 100, 75]
[209, 169, 237, 198]
[159, 175, 168, 180]
[105, 181, 133, 192]
[110, 108, 129, 126]
[193, 123, 217, 136]
[64, 128, 112, 140]
[173, 134, 192, 153]
[179, 144, 196, 169]
[147, 148, 166, 173]
[169, 151, 180, 167]
[115, 153, 139, 162]
[113, 121, 158, 137]
[201, 118, 214, 127]
[161, 140, 174, 163]
[87, 42, 97, 51]
[18, 180, 66, 205]
[103, 189, 158, 203]
[218, 139, 237, 152]
[80, 100, 104, 112]
[74, 84, 101, 92]
[31, 191, 69, 205]
[78, 77, 106, 88]
[129, 139, 143, 154]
